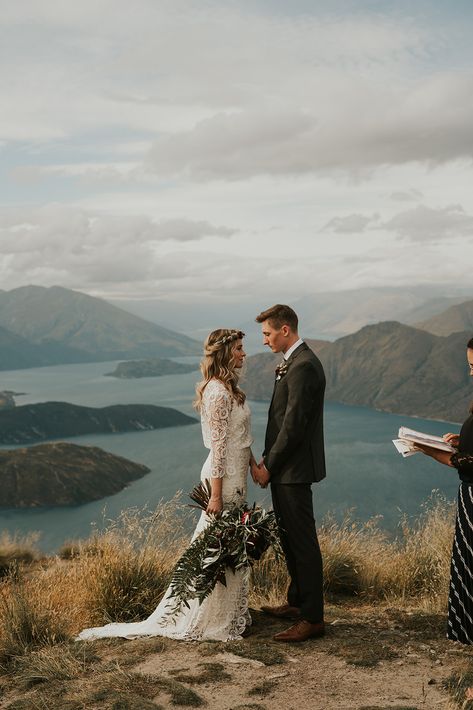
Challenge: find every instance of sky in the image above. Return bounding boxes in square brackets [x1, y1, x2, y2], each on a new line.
[1, 0, 473, 309]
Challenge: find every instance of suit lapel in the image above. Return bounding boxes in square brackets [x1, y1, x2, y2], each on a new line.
[285, 341, 308, 366]
[268, 343, 307, 416]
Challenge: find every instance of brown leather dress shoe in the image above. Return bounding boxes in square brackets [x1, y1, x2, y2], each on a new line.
[260, 603, 301, 619]
[273, 619, 325, 642]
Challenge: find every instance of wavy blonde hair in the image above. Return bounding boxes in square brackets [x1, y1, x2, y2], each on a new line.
[194, 329, 246, 410]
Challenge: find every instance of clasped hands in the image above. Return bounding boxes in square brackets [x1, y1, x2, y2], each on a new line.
[250, 458, 270, 488]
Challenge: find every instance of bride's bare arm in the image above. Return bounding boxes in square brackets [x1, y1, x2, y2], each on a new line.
[206, 476, 223, 515]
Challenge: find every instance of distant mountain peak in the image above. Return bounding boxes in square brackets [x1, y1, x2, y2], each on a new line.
[418, 298, 473, 337]
[0, 286, 199, 365]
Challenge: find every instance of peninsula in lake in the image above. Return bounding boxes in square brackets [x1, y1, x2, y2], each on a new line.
[106, 358, 198, 379]
[0, 442, 150, 507]
[0, 402, 197, 445]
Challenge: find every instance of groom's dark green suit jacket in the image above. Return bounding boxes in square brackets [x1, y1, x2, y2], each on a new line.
[264, 342, 326, 484]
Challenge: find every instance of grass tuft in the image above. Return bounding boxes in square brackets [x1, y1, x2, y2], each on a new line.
[154, 676, 205, 706]
[0, 532, 40, 578]
[172, 661, 231, 684]
[247, 679, 278, 697]
[12, 643, 94, 688]
[0, 578, 68, 668]
[444, 666, 473, 709]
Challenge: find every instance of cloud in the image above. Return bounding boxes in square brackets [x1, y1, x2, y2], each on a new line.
[144, 69, 473, 180]
[322, 213, 379, 233]
[389, 188, 424, 202]
[382, 204, 473, 241]
[0, 205, 236, 289]
[152, 219, 235, 242]
[3, 2, 471, 181]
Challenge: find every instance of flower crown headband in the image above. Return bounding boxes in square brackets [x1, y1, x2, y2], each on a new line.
[213, 331, 243, 348]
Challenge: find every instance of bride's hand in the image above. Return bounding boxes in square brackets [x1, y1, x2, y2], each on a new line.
[206, 496, 223, 516]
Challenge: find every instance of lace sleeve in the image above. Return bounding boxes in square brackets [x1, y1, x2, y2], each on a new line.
[451, 452, 473, 474]
[207, 386, 233, 478]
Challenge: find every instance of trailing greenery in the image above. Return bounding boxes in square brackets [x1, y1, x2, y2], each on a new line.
[166, 481, 282, 617]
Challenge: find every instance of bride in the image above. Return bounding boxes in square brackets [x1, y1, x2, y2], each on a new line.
[77, 329, 256, 642]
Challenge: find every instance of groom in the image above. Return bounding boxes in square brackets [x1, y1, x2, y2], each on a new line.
[252, 304, 326, 642]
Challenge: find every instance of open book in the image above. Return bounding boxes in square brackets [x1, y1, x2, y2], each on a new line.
[393, 426, 455, 458]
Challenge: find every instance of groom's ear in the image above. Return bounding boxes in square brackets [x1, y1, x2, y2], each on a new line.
[281, 325, 290, 337]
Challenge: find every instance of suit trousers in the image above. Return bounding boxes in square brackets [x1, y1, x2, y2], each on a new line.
[270, 482, 324, 623]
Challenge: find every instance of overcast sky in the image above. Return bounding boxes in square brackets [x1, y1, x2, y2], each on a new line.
[1, 0, 473, 306]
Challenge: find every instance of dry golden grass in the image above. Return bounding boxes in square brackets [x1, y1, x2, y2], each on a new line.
[0, 493, 455, 679]
[0, 532, 40, 578]
[250, 494, 455, 612]
[0, 579, 69, 669]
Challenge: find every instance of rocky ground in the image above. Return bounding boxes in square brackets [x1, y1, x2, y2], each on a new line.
[2, 601, 473, 709]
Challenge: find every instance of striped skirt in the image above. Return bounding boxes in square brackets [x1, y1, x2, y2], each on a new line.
[448, 483, 473, 644]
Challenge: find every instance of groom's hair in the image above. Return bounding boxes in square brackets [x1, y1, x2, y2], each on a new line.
[255, 304, 298, 332]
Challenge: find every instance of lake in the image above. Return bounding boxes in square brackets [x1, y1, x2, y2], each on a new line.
[0, 359, 461, 552]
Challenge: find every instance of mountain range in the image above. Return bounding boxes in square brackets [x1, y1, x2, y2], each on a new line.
[0, 286, 199, 370]
[113, 286, 471, 342]
[243, 323, 472, 423]
[417, 299, 473, 337]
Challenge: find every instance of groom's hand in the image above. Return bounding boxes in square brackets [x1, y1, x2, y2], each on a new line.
[255, 460, 271, 488]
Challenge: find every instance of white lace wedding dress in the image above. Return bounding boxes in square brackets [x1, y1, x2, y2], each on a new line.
[77, 378, 253, 642]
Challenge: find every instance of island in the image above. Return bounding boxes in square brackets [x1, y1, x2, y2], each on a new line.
[105, 357, 198, 379]
[0, 442, 151, 507]
[0, 401, 197, 445]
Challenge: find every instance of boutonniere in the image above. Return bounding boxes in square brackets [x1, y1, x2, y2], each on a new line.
[275, 360, 289, 381]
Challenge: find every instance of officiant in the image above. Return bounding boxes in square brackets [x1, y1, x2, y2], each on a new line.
[414, 336, 473, 644]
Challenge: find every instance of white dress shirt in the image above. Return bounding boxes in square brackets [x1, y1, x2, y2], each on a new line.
[283, 337, 304, 360]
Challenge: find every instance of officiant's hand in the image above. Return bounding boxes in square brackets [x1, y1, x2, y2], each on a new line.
[413, 442, 454, 466]
[444, 433, 460, 448]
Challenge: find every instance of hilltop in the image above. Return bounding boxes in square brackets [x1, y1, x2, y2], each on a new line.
[0, 498, 470, 708]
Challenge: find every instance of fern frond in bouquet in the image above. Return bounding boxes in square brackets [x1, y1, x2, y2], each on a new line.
[166, 480, 281, 617]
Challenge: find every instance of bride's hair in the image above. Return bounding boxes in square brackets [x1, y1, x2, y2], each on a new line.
[194, 329, 246, 410]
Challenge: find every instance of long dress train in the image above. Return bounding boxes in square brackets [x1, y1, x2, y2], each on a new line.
[77, 379, 253, 642]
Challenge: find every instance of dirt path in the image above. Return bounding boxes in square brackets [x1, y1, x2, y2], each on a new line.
[134, 604, 465, 710]
[1, 603, 469, 709]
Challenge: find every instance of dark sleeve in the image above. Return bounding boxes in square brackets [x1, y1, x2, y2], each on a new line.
[264, 360, 319, 477]
[451, 452, 473, 475]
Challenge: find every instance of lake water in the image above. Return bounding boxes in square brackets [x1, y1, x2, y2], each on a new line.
[0, 360, 461, 552]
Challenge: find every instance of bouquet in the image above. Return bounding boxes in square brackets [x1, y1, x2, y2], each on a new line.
[166, 480, 281, 617]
